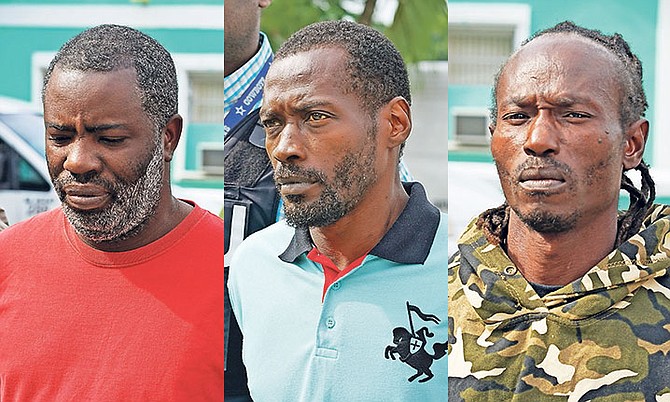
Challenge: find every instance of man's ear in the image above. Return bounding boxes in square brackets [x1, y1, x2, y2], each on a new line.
[623, 118, 648, 170]
[381, 96, 411, 150]
[162, 114, 183, 162]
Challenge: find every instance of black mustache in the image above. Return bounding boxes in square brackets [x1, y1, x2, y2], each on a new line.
[273, 164, 326, 184]
[513, 157, 573, 178]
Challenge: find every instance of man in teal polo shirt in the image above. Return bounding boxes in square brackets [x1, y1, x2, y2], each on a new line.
[227, 20, 448, 401]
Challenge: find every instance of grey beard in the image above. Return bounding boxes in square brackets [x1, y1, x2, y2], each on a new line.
[58, 141, 164, 243]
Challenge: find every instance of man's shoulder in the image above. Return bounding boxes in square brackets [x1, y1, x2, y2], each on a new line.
[227, 220, 294, 308]
[173, 203, 224, 251]
[0, 209, 64, 266]
[0, 208, 63, 242]
[642, 203, 670, 226]
[234, 220, 293, 258]
[425, 211, 449, 259]
[229, 220, 293, 271]
[451, 211, 495, 258]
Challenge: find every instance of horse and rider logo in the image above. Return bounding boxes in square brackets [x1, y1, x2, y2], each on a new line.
[384, 302, 447, 383]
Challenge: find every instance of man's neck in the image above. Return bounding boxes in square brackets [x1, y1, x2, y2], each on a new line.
[224, 33, 261, 77]
[80, 193, 193, 253]
[505, 209, 619, 286]
[309, 180, 409, 271]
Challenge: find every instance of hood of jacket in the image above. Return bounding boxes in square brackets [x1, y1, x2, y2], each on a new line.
[451, 204, 670, 328]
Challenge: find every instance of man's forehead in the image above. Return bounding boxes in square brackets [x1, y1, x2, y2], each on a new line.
[267, 47, 348, 81]
[499, 33, 621, 89]
[262, 46, 360, 113]
[509, 33, 619, 71]
[49, 66, 138, 86]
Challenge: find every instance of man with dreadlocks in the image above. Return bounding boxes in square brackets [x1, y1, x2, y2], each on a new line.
[448, 21, 670, 400]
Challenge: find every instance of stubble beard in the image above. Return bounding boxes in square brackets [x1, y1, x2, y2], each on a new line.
[278, 127, 378, 229]
[54, 138, 165, 243]
[511, 205, 580, 233]
[497, 157, 581, 234]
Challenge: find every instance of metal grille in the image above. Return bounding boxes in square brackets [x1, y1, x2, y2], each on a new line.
[189, 71, 224, 123]
[449, 25, 514, 85]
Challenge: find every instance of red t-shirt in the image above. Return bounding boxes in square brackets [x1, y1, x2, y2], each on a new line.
[0, 203, 223, 401]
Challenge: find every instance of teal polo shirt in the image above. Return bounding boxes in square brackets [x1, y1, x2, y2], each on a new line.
[228, 182, 448, 401]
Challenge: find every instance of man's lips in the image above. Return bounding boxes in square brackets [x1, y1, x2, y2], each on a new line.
[275, 176, 319, 195]
[518, 167, 566, 191]
[63, 185, 111, 210]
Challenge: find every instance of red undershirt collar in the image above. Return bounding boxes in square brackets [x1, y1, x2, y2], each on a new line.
[307, 247, 369, 301]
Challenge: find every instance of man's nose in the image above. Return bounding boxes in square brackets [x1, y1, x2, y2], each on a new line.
[62, 137, 102, 176]
[524, 111, 560, 157]
[268, 122, 306, 164]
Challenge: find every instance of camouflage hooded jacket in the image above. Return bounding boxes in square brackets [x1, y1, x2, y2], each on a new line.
[448, 204, 670, 401]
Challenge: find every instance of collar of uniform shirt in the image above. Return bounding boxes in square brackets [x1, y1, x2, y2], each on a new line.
[224, 31, 273, 119]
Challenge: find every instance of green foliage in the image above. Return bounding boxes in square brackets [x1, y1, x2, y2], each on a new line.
[261, 0, 447, 63]
[386, 0, 448, 62]
[261, 0, 342, 51]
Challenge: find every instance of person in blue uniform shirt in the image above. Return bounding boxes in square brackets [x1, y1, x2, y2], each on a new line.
[224, 2, 274, 400]
[228, 20, 447, 401]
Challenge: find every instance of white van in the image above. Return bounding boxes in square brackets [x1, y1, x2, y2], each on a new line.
[0, 96, 59, 225]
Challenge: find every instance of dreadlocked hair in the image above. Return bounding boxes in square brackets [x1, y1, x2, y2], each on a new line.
[476, 202, 510, 246]
[481, 21, 656, 247]
[618, 160, 656, 245]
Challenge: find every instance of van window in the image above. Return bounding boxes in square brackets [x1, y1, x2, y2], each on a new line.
[18, 158, 50, 191]
[0, 138, 50, 191]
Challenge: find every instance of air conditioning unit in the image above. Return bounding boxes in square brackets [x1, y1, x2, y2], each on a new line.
[453, 109, 490, 146]
[198, 142, 224, 175]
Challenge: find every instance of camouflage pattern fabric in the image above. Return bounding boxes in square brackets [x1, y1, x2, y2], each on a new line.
[0, 208, 7, 231]
[448, 204, 670, 401]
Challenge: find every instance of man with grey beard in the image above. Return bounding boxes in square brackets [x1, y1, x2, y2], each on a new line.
[0, 25, 223, 401]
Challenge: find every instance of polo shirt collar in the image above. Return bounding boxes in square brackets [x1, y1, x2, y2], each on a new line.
[279, 182, 441, 265]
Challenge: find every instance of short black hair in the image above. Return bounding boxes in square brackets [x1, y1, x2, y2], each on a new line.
[42, 24, 178, 133]
[490, 21, 647, 128]
[275, 20, 411, 115]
